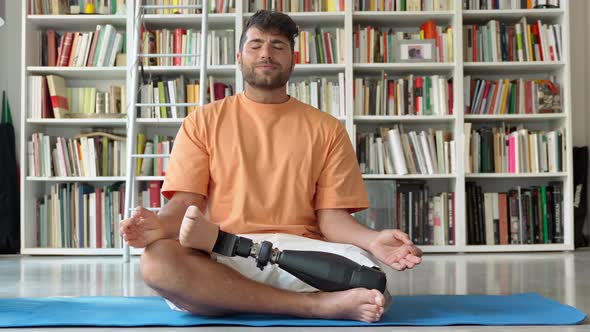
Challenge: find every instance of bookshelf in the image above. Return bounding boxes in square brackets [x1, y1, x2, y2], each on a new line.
[20, 0, 574, 255]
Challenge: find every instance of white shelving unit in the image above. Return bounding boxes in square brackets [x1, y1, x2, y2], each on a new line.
[20, 0, 574, 255]
[19, 2, 135, 255]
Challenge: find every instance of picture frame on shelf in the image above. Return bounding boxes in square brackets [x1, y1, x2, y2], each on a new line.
[394, 39, 436, 63]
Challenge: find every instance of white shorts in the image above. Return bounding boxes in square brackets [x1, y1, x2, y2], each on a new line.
[166, 233, 390, 312]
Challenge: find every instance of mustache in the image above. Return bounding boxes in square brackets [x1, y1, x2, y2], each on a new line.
[255, 60, 280, 66]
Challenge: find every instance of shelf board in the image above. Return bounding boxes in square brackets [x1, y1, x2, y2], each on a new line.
[27, 14, 126, 29]
[292, 64, 345, 75]
[419, 245, 461, 253]
[463, 61, 565, 74]
[462, 8, 564, 21]
[353, 11, 454, 25]
[244, 11, 345, 26]
[26, 176, 126, 182]
[27, 66, 127, 79]
[136, 118, 184, 126]
[461, 243, 572, 252]
[21, 247, 123, 255]
[141, 13, 235, 28]
[362, 174, 455, 179]
[141, 65, 236, 76]
[465, 172, 567, 178]
[136, 176, 165, 181]
[464, 113, 566, 121]
[354, 115, 455, 123]
[354, 63, 454, 74]
[27, 118, 127, 126]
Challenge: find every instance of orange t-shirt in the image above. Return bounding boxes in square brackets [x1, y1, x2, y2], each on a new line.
[162, 92, 369, 240]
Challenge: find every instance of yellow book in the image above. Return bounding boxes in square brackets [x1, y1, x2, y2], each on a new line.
[136, 133, 146, 176]
[186, 84, 195, 114]
[163, 0, 170, 14]
[171, 0, 180, 14]
[326, 0, 336, 12]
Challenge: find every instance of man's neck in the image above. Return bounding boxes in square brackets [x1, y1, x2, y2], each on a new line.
[243, 85, 290, 104]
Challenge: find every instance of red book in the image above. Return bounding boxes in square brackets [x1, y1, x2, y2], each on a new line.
[447, 80, 453, 115]
[420, 20, 437, 40]
[214, 82, 227, 100]
[41, 76, 54, 118]
[57, 32, 73, 67]
[86, 25, 102, 67]
[173, 28, 186, 66]
[323, 31, 333, 64]
[47, 30, 58, 66]
[149, 181, 161, 208]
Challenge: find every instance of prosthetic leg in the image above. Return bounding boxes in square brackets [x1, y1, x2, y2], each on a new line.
[181, 214, 387, 294]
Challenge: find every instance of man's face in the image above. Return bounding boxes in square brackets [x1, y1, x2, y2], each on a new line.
[238, 27, 295, 90]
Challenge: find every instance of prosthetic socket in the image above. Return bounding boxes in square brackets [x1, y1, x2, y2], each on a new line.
[189, 217, 387, 294]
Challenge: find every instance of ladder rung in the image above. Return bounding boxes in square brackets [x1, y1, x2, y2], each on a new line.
[131, 154, 171, 158]
[137, 103, 201, 107]
[138, 54, 203, 58]
[128, 207, 161, 211]
[141, 5, 203, 9]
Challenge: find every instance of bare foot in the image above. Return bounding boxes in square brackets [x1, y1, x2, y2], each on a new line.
[307, 288, 387, 323]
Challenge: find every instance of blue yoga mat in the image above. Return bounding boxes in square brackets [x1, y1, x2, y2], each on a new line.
[0, 293, 585, 327]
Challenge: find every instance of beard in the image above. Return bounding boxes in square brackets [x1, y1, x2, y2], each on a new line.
[241, 59, 292, 90]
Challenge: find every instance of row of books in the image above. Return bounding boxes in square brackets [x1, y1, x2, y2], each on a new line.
[463, 19, 562, 62]
[294, 28, 345, 64]
[29, 0, 126, 15]
[249, 0, 344, 12]
[138, 76, 233, 118]
[353, 21, 453, 63]
[28, 132, 127, 178]
[466, 181, 563, 245]
[138, 181, 168, 208]
[35, 182, 125, 249]
[356, 126, 455, 175]
[465, 124, 566, 174]
[355, 181, 455, 246]
[41, 25, 125, 67]
[286, 74, 345, 118]
[136, 134, 174, 176]
[464, 77, 561, 115]
[462, 0, 559, 10]
[141, 28, 234, 67]
[143, 0, 234, 14]
[354, 74, 452, 116]
[29, 75, 127, 119]
[356, 0, 453, 11]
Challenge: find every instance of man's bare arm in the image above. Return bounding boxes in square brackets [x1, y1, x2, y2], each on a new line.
[157, 192, 207, 239]
[316, 208, 378, 251]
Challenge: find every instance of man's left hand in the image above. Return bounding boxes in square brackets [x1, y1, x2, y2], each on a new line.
[368, 229, 423, 271]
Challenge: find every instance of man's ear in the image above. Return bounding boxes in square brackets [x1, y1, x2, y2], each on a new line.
[236, 52, 242, 66]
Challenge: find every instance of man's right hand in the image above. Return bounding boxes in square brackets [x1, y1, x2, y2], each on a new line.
[120, 206, 166, 248]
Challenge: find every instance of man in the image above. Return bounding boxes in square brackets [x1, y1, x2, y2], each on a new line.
[120, 10, 422, 323]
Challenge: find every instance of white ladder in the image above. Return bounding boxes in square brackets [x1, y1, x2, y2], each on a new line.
[123, 0, 210, 262]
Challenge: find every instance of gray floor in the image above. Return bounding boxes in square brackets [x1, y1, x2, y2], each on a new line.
[1, 251, 589, 331]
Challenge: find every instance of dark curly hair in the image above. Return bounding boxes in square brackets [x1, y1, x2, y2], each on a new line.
[239, 10, 299, 52]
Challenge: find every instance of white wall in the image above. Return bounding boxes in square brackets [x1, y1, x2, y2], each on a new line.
[0, 0, 21, 158]
[1, 0, 589, 239]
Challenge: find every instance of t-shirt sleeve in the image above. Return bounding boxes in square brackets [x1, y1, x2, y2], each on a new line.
[314, 123, 369, 213]
[161, 111, 210, 200]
